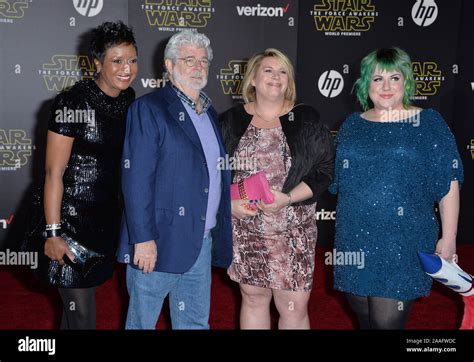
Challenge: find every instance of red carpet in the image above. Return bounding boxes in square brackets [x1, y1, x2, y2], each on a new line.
[1, 246, 472, 329]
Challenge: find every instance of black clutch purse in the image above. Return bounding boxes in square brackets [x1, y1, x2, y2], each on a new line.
[61, 235, 105, 277]
[23, 186, 106, 285]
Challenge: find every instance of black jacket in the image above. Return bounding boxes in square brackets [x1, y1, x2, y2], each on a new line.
[219, 103, 335, 205]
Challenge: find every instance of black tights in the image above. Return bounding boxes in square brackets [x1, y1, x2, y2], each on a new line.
[58, 287, 96, 329]
[345, 293, 413, 329]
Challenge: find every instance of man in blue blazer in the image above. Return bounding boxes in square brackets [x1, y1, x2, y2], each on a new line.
[117, 30, 232, 329]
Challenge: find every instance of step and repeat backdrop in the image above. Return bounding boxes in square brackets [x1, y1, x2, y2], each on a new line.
[0, 0, 472, 248]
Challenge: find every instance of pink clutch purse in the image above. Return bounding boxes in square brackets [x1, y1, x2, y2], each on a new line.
[230, 171, 275, 208]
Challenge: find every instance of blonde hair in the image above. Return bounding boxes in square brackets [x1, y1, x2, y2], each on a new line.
[241, 48, 296, 104]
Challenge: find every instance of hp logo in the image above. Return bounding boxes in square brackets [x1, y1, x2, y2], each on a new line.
[73, 0, 103, 17]
[412, 0, 438, 27]
[318, 70, 344, 98]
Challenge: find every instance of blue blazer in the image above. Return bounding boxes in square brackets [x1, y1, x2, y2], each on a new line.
[117, 84, 232, 273]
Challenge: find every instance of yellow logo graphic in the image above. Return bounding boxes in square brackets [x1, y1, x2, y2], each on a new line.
[39, 55, 95, 91]
[218, 60, 247, 99]
[311, 0, 377, 36]
[412, 61, 445, 99]
[0, 129, 34, 171]
[0, 0, 29, 23]
[143, 0, 214, 30]
[469, 139, 474, 160]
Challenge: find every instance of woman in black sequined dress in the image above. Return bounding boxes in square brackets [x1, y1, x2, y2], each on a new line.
[33, 21, 137, 329]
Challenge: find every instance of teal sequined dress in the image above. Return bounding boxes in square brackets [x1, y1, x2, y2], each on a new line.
[329, 109, 463, 300]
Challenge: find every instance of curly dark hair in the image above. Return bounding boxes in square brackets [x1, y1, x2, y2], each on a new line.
[90, 21, 137, 63]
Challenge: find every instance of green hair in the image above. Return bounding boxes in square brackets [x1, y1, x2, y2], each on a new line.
[354, 47, 416, 110]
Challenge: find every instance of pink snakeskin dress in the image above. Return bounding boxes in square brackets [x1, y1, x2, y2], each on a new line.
[227, 123, 317, 292]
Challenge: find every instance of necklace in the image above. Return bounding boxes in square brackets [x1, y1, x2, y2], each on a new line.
[254, 102, 286, 123]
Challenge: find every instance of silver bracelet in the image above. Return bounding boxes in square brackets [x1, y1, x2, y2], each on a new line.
[46, 228, 62, 238]
[45, 223, 62, 230]
[286, 192, 292, 206]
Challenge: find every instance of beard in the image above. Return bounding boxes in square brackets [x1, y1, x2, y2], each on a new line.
[172, 68, 208, 91]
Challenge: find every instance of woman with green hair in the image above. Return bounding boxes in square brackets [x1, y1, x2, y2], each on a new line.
[329, 47, 463, 329]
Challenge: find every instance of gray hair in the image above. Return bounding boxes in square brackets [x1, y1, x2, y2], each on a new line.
[164, 29, 213, 63]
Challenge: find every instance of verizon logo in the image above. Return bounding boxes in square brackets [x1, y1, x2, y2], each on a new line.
[141, 78, 167, 88]
[316, 209, 336, 221]
[236, 3, 289, 17]
[0, 214, 14, 229]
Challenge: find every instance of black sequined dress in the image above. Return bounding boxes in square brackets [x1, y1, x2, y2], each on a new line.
[30, 80, 134, 288]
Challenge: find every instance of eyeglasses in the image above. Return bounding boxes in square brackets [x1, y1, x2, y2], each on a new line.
[176, 57, 210, 68]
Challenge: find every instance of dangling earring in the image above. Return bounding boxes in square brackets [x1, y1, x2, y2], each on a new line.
[94, 60, 101, 79]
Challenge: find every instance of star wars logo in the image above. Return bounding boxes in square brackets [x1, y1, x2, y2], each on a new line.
[0, 0, 29, 23]
[412, 61, 445, 100]
[217, 60, 248, 100]
[0, 129, 34, 171]
[142, 0, 214, 31]
[311, 0, 378, 37]
[39, 55, 95, 92]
